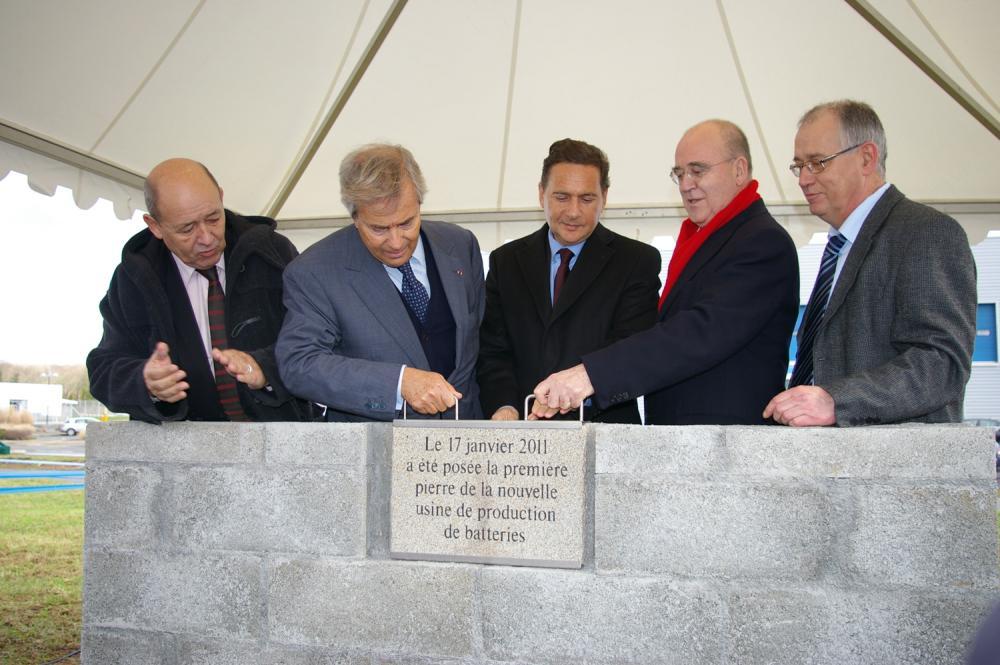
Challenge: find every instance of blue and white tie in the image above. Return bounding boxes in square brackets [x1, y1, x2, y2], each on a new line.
[790, 233, 847, 387]
[399, 261, 430, 324]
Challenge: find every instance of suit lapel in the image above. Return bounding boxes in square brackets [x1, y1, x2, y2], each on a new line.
[551, 224, 613, 322]
[514, 226, 554, 325]
[423, 223, 470, 375]
[823, 185, 900, 322]
[344, 228, 427, 367]
[660, 210, 748, 315]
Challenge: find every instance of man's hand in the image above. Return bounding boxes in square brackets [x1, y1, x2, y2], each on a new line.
[402, 367, 462, 415]
[143, 342, 189, 403]
[212, 348, 266, 390]
[491, 406, 519, 421]
[530, 364, 594, 420]
[763, 386, 836, 427]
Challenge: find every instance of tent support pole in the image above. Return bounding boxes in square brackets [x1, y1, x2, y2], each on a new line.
[845, 0, 999, 140]
[0, 121, 145, 190]
[266, 0, 409, 219]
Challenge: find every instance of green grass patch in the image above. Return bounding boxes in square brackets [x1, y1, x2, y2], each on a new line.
[0, 487, 83, 664]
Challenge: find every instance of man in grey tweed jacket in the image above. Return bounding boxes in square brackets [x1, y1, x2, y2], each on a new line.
[765, 100, 976, 427]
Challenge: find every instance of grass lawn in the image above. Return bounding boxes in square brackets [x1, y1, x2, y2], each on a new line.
[0, 470, 83, 665]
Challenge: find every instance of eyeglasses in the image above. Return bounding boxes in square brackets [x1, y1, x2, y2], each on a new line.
[789, 143, 864, 177]
[670, 158, 735, 185]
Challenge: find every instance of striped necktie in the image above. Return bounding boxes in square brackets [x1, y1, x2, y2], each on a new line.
[197, 267, 248, 421]
[790, 233, 847, 387]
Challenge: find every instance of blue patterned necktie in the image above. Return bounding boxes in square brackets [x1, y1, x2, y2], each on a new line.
[790, 233, 847, 387]
[398, 261, 430, 324]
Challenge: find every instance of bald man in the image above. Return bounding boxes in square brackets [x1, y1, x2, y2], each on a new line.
[531, 120, 799, 425]
[88, 158, 314, 423]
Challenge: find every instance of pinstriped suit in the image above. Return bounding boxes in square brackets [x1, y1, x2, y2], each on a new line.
[813, 185, 977, 425]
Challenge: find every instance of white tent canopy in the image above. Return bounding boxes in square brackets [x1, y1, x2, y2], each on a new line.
[1, 0, 997, 232]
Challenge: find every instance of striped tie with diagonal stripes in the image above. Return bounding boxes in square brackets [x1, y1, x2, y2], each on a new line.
[197, 267, 248, 421]
[790, 233, 847, 387]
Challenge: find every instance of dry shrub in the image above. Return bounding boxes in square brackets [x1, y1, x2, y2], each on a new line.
[0, 424, 35, 440]
[16, 410, 33, 425]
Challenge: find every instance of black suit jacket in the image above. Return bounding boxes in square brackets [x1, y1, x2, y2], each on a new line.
[478, 223, 661, 422]
[583, 200, 799, 425]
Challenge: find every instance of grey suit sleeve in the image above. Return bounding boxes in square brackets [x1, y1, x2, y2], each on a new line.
[276, 262, 401, 420]
[823, 217, 977, 425]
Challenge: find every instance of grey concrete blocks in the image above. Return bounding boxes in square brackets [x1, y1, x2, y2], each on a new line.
[84, 550, 263, 640]
[89, 421, 265, 464]
[166, 466, 366, 555]
[847, 484, 999, 589]
[81, 627, 167, 665]
[480, 567, 724, 664]
[268, 558, 476, 656]
[84, 464, 162, 549]
[595, 424, 724, 475]
[175, 639, 372, 665]
[595, 477, 831, 579]
[726, 425, 994, 479]
[265, 422, 369, 468]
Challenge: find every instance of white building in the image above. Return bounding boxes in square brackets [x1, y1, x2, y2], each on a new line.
[0, 382, 63, 424]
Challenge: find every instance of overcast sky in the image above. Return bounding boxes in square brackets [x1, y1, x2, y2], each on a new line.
[0, 170, 145, 366]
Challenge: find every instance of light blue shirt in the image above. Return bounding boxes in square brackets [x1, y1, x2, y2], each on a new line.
[826, 182, 891, 305]
[548, 231, 586, 303]
[383, 237, 431, 412]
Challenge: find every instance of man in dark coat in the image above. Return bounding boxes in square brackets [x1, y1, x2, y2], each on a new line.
[477, 138, 661, 423]
[88, 158, 313, 423]
[530, 121, 799, 425]
[764, 100, 976, 426]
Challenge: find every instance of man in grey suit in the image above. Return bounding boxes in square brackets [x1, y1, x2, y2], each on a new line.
[276, 144, 485, 421]
[764, 100, 976, 426]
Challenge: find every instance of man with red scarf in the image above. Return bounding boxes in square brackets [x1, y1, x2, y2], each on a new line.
[531, 120, 799, 425]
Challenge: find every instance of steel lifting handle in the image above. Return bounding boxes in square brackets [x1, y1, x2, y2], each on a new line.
[401, 398, 460, 421]
[523, 395, 585, 423]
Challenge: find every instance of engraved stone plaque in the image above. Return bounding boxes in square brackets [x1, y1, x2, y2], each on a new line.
[390, 421, 587, 568]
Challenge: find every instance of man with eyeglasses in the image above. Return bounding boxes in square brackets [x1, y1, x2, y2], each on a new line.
[276, 144, 485, 421]
[764, 100, 976, 426]
[530, 120, 799, 425]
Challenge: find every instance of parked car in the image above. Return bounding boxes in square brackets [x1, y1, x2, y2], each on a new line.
[60, 416, 98, 437]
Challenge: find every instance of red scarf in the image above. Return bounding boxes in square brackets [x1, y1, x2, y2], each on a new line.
[658, 179, 761, 310]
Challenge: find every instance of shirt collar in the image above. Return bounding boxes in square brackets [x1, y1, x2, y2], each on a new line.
[547, 229, 587, 260]
[172, 253, 226, 285]
[835, 182, 891, 244]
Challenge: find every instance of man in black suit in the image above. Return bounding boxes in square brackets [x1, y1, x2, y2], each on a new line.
[477, 138, 661, 422]
[531, 121, 799, 425]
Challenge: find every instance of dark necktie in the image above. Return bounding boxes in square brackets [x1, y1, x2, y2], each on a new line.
[197, 267, 248, 421]
[790, 233, 847, 387]
[552, 248, 574, 304]
[399, 261, 429, 324]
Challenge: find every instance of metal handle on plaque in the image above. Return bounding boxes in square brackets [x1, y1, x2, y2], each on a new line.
[523, 395, 585, 423]
[401, 398, 460, 421]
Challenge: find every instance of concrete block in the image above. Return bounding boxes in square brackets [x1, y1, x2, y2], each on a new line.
[847, 484, 999, 588]
[595, 478, 831, 579]
[268, 558, 475, 656]
[176, 638, 371, 665]
[81, 627, 167, 665]
[84, 550, 262, 639]
[728, 588, 837, 664]
[84, 464, 162, 549]
[265, 422, 368, 468]
[595, 425, 724, 475]
[830, 590, 998, 665]
[88, 421, 265, 464]
[480, 567, 724, 664]
[727, 425, 993, 479]
[167, 466, 365, 555]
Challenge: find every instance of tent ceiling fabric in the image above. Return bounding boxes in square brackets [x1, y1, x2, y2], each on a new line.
[0, 0, 996, 222]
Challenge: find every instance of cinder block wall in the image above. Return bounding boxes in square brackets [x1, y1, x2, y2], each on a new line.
[82, 423, 999, 664]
